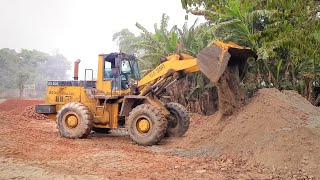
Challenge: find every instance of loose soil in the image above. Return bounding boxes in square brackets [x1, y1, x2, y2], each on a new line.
[164, 88, 320, 178]
[0, 89, 319, 179]
[0, 99, 44, 114]
[216, 65, 246, 116]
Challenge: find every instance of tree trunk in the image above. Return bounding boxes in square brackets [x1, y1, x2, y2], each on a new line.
[19, 87, 24, 98]
[291, 63, 297, 89]
[304, 77, 312, 101]
[307, 79, 313, 102]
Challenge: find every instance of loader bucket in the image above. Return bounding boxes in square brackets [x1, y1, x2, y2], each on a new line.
[197, 41, 257, 84]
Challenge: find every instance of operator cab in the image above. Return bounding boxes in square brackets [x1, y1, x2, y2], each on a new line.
[104, 53, 140, 90]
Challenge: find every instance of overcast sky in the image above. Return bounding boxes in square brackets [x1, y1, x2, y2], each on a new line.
[0, 0, 203, 79]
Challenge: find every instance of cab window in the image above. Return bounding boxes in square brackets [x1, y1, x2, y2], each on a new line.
[120, 60, 131, 89]
[104, 60, 119, 79]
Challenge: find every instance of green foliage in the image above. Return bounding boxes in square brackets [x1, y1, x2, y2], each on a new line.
[113, 13, 215, 71]
[0, 49, 70, 97]
[133, 14, 180, 70]
[112, 13, 218, 114]
[0, 49, 20, 90]
[113, 0, 320, 110]
[112, 29, 142, 54]
[182, 0, 320, 99]
[133, 14, 215, 70]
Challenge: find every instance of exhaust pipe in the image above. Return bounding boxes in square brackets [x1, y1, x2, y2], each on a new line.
[74, 59, 81, 80]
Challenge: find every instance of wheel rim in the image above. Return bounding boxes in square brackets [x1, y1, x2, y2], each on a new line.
[64, 113, 79, 129]
[136, 118, 151, 134]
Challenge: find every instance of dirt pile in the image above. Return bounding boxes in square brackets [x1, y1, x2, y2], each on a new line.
[0, 99, 48, 120]
[0, 99, 44, 114]
[21, 106, 48, 120]
[168, 88, 320, 177]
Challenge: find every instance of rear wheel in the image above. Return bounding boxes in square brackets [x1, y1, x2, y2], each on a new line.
[57, 102, 93, 139]
[127, 104, 167, 146]
[314, 94, 320, 106]
[165, 102, 190, 137]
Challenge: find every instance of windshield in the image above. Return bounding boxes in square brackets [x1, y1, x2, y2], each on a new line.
[122, 60, 131, 73]
[121, 58, 140, 80]
[130, 59, 140, 80]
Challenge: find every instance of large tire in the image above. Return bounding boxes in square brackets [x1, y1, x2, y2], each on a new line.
[165, 102, 190, 137]
[57, 102, 93, 139]
[127, 104, 167, 146]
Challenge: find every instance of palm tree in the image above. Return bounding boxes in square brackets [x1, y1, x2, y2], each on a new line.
[133, 14, 179, 71]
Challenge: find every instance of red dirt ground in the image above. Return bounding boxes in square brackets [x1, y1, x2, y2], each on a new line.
[0, 112, 279, 179]
[0, 90, 319, 179]
[0, 99, 44, 114]
[166, 88, 320, 178]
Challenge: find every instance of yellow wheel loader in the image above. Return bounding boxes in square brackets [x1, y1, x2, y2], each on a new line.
[36, 40, 257, 146]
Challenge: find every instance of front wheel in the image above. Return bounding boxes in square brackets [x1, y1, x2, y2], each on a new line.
[57, 102, 93, 139]
[165, 102, 190, 137]
[127, 104, 167, 146]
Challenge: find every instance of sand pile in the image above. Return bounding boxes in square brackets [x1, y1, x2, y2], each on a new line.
[169, 88, 320, 176]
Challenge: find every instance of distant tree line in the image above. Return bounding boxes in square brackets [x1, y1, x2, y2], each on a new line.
[0, 49, 70, 98]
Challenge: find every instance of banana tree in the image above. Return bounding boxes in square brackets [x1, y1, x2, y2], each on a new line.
[182, 0, 320, 96]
